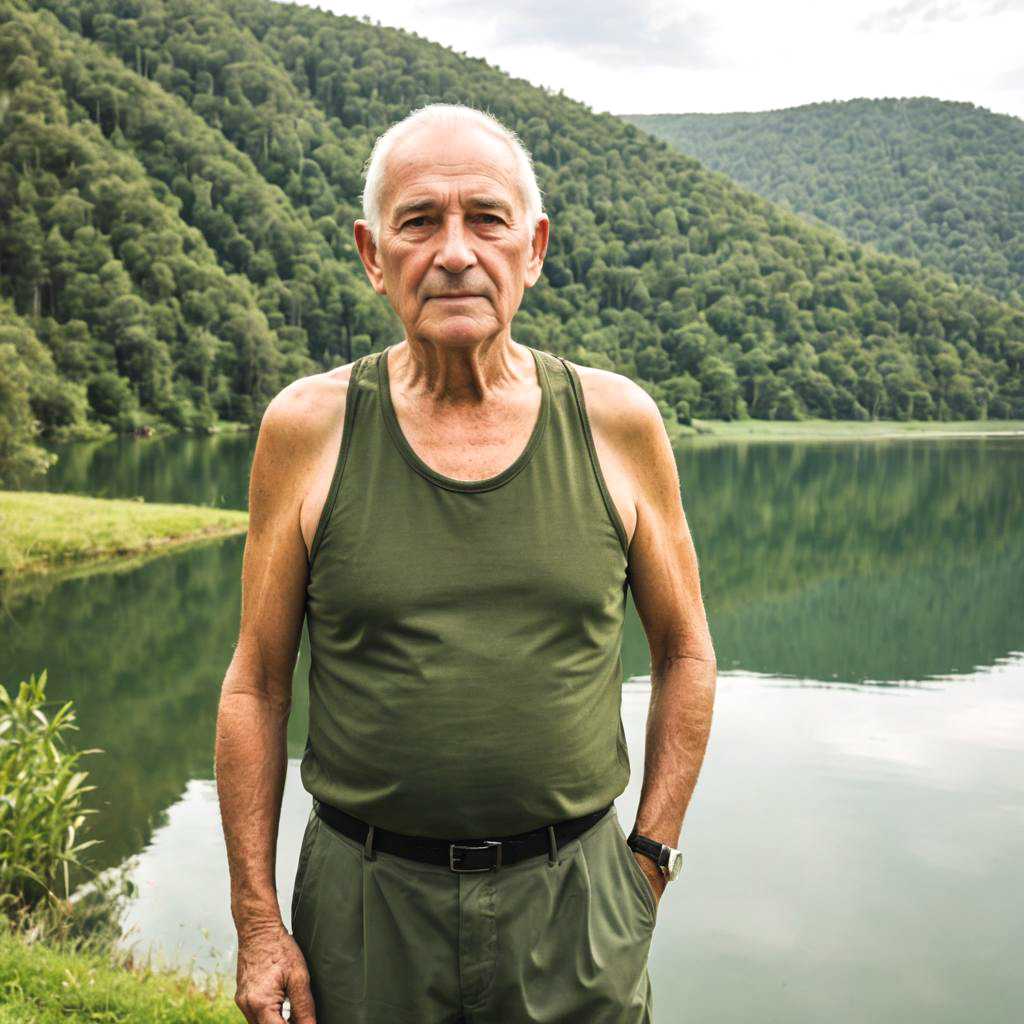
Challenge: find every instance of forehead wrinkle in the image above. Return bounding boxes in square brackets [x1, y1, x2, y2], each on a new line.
[390, 165, 518, 196]
[380, 126, 523, 217]
[386, 178, 521, 225]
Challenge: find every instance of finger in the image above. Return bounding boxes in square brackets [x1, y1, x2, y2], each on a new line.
[240, 991, 286, 1024]
[286, 974, 317, 1023]
[234, 992, 260, 1024]
[236, 985, 286, 1024]
[252, 1006, 287, 1024]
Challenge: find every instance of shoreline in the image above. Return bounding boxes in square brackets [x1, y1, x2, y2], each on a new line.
[3, 417, 1021, 578]
[0, 929, 237, 1024]
[0, 491, 248, 579]
[669, 418, 1024, 444]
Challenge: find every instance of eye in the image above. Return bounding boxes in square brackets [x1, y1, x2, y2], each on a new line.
[401, 216, 429, 229]
[474, 213, 503, 225]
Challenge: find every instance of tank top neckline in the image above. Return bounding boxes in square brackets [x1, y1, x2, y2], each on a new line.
[376, 343, 553, 494]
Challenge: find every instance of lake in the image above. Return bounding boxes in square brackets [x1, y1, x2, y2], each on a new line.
[3, 431, 1022, 1022]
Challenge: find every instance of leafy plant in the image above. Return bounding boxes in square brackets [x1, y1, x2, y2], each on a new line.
[0, 670, 100, 925]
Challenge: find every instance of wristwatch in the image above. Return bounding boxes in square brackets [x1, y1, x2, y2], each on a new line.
[626, 830, 683, 881]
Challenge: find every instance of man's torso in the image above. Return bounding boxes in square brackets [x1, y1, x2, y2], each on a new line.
[297, 343, 635, 835]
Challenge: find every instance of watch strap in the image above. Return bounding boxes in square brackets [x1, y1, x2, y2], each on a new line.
[627, 831, 667, 867]
[627, 829, 681, 879]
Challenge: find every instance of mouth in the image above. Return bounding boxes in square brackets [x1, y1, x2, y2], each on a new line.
[429, 293, 481, 301]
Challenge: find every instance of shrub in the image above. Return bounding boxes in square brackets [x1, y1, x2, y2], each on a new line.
[86, 372, 139, 429]
[0, 671, 99, 926]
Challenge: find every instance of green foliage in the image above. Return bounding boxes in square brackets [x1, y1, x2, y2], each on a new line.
[0, 670, 99, 923]
[0, 298, 93, 441]
[625, 99, 1024, 304]
[0, 340, 58, 484]
[0, 0, 1022, 432]
[86, 369, 138, 428]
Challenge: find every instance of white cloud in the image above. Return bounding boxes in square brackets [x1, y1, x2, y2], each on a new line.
[417, 0, 725, 70]
[307, 0, 1024, 119]
[858, 0, 1024, 33]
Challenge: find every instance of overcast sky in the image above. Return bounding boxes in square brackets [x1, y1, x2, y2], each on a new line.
[298, 0, 1024, 120]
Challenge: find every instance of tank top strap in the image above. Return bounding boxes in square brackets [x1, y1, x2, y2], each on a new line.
[307, 349, 382, 566]
[546, 352, 631, 556]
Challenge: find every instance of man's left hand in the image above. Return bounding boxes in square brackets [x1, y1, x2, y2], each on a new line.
[634, 852, 667, 907]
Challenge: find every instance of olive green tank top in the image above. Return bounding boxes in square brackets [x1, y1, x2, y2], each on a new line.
[302, 344, 631, 837]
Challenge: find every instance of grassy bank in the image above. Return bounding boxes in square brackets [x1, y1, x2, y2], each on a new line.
[0, 492, 248, 576]
[670, 417, 1024, 444]
[0, 930, 237, 1024]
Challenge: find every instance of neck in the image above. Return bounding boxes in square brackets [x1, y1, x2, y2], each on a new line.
[390, 335, 530, 407]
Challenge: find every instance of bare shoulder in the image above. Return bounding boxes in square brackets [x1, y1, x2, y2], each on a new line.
[564, 360, 670, 462]
[259, 363, 355, 450]
[250, 363, 356, 510]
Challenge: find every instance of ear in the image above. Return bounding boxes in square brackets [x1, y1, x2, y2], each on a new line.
[354, 220, 387, 295]
[523, 216, 550, 289]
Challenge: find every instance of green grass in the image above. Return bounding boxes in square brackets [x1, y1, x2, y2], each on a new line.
[670, 418, 1024, 444]
[0, 929, 238, 1023]
[0, 492, 248, 576]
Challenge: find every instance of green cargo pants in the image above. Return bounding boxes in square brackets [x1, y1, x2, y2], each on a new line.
[290, 803, 657, 1023]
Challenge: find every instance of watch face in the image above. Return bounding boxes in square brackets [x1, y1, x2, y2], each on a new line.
[665, 849, 683, 880]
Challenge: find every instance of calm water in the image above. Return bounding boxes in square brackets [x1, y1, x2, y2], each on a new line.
[3, 434, 1022, 1022]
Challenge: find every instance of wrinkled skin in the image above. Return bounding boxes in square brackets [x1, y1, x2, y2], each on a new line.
[234, 924, 317, 1024]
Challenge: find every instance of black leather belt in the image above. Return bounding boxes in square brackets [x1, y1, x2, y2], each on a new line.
[313, 800, 612, 872]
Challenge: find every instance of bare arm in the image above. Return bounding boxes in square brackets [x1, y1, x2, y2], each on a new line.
[616, 389, 717, 902]
[215, 382, 335, 1024]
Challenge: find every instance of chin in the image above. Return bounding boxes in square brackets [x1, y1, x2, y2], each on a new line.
[419, 316, 501, 347]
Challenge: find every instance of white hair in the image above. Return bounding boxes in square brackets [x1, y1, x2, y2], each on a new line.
[361, 104, 545, 244]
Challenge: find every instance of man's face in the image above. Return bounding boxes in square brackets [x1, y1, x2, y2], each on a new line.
[354, 123, 549, 349]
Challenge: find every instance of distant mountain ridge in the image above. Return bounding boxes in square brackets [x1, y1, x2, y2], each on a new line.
[1, 1, 1023, 477]
[623, 98, 1024, 304]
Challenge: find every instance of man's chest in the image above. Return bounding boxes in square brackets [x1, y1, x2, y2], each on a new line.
[395, 400, 538, 481]
[302, 437, 636, 561]
[391, 410, 638, 550]
[299, 371, 639, 559]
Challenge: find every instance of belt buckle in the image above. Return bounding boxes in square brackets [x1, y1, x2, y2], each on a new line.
[449, 840, 503, 872]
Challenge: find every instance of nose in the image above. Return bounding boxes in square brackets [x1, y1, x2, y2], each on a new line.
[434, 215, 476, 274]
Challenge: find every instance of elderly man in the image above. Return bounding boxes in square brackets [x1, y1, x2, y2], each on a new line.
[215, 104, 716, 1024]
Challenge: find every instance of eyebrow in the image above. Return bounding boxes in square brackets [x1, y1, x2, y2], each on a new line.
[391, 195, 515, 221]
[466, 196, 514, 217]
[392, 198, 437, 221]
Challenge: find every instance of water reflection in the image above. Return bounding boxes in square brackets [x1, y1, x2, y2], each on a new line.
[671, 664, 1024, 1024]
[2, 435, 1023, 1021]
[3, 437, 1023, 876]
[10, 432, 257, 508]
[116, 665, 1024, 1024]
[681, 438, 1024, 682]
[2, 537, 244, 870]
[14, 432, 1022, 684]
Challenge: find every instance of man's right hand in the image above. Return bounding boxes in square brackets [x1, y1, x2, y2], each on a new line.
[234, 925, 317, 1024]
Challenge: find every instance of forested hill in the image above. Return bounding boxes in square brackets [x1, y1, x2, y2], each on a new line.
[2, 1, 1023, 469]
[623, 99, 1024, 304]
